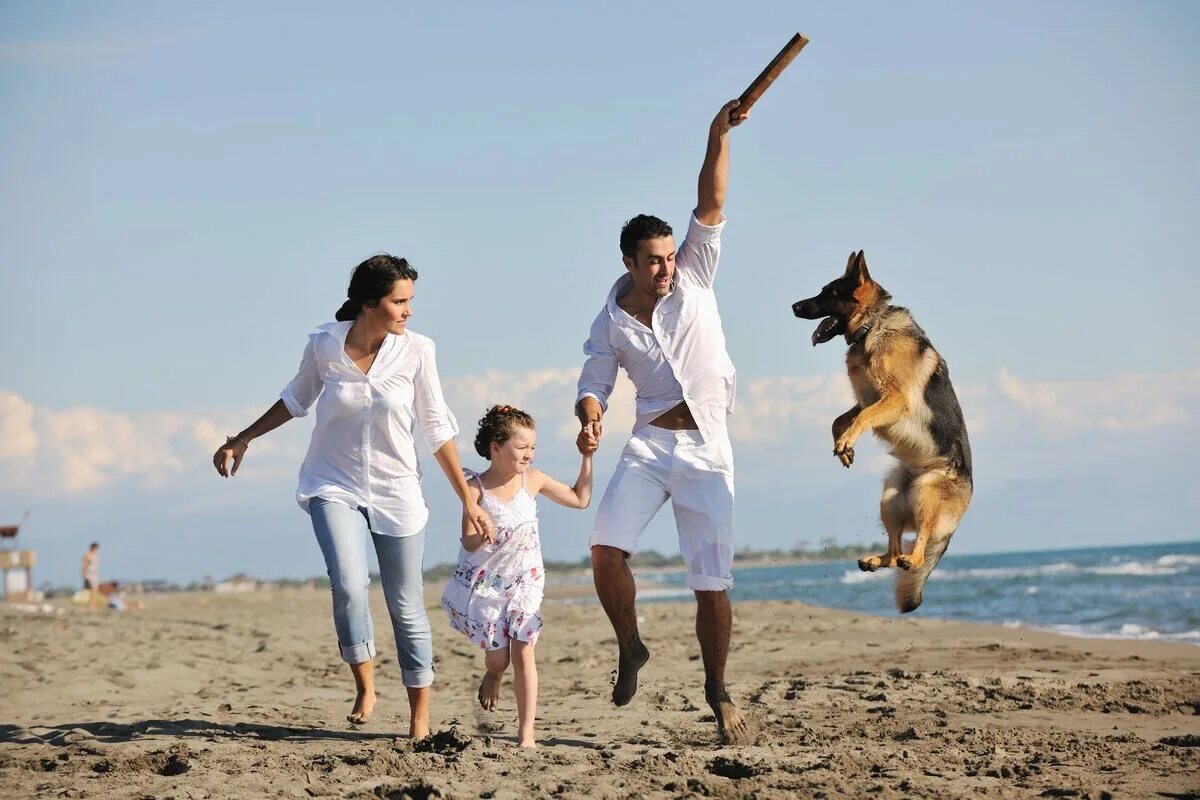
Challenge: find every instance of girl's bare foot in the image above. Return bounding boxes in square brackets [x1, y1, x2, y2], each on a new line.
[346, 689, 376, 725]
[478, 671, 502, 711]
[518, 733, 537, 748]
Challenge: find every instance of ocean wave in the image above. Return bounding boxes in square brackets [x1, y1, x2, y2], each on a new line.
[1088, 562, 1183, 576]
[932, 559, 1185, 581]
[839, 569, 890, 584]
[1156, 554, 1200, 567]
[1003, 620, 1200, 644]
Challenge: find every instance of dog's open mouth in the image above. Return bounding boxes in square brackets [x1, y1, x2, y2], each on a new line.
[811, 316, 845, 346]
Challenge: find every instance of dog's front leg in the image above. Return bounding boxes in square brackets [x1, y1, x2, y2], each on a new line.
[834, 392, 910, 465]
[831, 406, 860, 467]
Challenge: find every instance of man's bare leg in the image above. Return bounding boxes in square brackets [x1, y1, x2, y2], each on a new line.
[591, 545, 650, 706]
[695, 589, 747, 743]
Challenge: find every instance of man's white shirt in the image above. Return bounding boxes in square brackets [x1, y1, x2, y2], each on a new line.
[576, 213, 736, 443]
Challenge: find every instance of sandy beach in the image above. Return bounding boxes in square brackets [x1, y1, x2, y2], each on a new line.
[2, 584, 1198, 799]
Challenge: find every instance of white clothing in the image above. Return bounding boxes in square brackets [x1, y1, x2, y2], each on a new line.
[576, 213, 736, 444]
[589, 426, 735, 591]
[281, 321, 459, 538]
[441, 469, 545, 650]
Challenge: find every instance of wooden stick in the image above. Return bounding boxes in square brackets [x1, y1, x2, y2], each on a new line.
[737, 32, 809, 114]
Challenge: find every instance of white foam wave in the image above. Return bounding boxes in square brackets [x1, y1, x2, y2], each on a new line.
[1156, 554, 1200, 567]
[1002, 620, 1200, 645]
[1089, 562, 1183, 576]
[839, 569, 890, 584]
[932, 562, 1077, 580]
[933, 559, 1187, 581]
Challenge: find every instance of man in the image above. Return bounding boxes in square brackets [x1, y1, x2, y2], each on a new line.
[81, 542, 100, 610]
[575, 98, 748, 742]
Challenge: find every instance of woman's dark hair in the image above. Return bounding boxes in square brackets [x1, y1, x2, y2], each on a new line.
[473, 405, 536, 460]
[335, 254, 419, 321]
[619, 214, 674, 258]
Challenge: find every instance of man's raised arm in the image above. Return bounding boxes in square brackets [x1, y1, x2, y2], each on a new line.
[695, 99, 749, 226]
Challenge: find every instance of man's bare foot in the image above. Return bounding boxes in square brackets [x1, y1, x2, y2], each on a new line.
[346, 690, 376, 725]
[706, 688, 749, 744]
[612, 638, 650, 707]
[478, 671, 502, 711]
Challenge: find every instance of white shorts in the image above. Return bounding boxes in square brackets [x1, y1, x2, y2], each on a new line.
[590, 426, 735, 591]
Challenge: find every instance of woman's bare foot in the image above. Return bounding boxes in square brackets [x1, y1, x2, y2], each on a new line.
[518, 731, 537, 748]
[407, 686, 431, 740]
[346, 689, 376, 725]
[478, 671, 502, 711]
[409, 713, 429, 740]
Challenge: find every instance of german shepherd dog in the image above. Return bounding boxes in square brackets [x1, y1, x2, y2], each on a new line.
[792, 251, 972, 612]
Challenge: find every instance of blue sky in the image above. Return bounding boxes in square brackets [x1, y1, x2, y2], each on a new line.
[2, 2, 1198, 586]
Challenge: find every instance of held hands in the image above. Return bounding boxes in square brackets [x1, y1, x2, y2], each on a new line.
[464, 501, 495, 544]
[712, 98, 750, 138]
[576, 419, 602, 456]
[213, 437, 248, 477]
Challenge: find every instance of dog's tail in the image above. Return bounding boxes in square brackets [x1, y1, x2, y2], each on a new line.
[894, 536, 951, 613]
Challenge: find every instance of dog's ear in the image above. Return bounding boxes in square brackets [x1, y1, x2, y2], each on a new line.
[846, 250, 871, 284]
[843, 251, 858, 276]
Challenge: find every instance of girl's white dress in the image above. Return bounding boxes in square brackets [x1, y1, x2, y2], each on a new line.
[441, 470, 544, 650]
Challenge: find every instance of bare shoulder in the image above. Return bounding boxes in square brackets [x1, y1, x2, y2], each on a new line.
[525, 468, 548, 494]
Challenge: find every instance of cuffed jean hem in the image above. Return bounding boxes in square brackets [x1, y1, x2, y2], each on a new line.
[339, 639, 377, 665]
[401, 667, 435, 689]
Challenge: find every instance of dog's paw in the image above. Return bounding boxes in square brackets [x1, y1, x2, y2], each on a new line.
[858, 556, 881, 572]
[837, 447, 854, 468]
[896, 554, 924, 571]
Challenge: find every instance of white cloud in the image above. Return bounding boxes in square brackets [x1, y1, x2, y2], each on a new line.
[0, 392, 38, 460]
[2, 365, 1196, 498]
[991, 367, 1199, 433]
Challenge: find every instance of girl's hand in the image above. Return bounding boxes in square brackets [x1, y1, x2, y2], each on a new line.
[464, 501, 495, 543]
[213, 436, 248, 477]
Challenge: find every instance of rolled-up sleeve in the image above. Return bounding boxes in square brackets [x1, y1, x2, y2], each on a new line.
[280, 337, 322, 418]
[576, 310, 618, 412]
[413, 338, 460, 453]
[675, 212, 726, 289]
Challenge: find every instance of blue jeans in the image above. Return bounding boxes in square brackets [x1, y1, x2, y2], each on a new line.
[309, 497, 434, 688]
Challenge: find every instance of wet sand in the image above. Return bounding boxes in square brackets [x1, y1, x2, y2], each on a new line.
[2, 586, 1198, 799]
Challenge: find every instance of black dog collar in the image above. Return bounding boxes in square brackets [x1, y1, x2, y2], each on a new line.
[845, 323, 872, 345]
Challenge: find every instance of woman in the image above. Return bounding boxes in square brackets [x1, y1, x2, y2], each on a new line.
[212, 254, 492, 739]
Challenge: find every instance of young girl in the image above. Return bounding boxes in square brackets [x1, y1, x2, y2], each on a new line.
[441, 405, 592, 748]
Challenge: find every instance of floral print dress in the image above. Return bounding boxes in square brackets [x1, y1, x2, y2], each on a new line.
[441, 469, 544, 650]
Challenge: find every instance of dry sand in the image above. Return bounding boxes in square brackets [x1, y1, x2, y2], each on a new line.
[2, 583, 1198, 799]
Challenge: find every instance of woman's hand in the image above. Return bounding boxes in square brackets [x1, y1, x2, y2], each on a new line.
[213, 437, 248, 477]
[463, 500, 495, 544]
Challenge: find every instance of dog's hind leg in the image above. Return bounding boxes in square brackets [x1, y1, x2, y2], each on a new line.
[894, 472, 970, 612]
[858, 467, 911, 572]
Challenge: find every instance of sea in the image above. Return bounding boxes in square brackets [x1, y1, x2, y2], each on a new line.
[629, 541, 1200, 644]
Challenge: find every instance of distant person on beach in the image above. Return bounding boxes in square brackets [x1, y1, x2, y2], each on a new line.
[97, 581, 142, 612]
[81, 542, 100, 610]
[574, 99, 749, 742]
[440, 405, 593, 748]
[212, 254, 492, 740]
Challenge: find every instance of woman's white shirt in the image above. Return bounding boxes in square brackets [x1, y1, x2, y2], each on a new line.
[280, 321, 459, 537]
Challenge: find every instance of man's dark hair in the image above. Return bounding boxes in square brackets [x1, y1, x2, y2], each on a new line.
[619, 215, 673, 259]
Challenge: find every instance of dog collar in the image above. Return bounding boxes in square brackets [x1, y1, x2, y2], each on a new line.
[845, 323, 871, 345]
